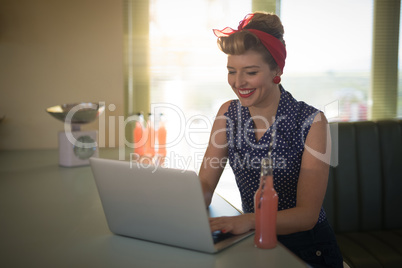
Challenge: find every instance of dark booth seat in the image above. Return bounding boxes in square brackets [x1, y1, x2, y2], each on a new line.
[323, 120, 402, 268]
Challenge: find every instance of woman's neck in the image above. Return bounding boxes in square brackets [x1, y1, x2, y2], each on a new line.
[248, 85, 281, 128]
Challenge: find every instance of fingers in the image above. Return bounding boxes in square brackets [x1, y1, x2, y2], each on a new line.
[209, 214, 255, 235]
[209, 216, 232, 233]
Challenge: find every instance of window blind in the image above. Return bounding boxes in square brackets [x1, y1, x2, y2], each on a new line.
[371, 0, 400, 120]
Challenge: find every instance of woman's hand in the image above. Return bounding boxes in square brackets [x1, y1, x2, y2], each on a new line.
[209, 214, 255, 235]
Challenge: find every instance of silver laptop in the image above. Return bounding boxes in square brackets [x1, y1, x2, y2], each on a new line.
[89, 157, 254, 253]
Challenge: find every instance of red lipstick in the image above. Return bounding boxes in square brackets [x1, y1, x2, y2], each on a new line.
[238, 88, 256, 98]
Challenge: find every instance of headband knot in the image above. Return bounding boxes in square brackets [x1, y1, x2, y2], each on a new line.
[213, 14, 287, 72]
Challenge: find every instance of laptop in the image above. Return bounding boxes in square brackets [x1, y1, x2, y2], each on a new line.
[89, 157, 254, 253]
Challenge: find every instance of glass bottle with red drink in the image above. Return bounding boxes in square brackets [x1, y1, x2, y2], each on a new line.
[133, 112, 145, 156]
[144, 113, 156, 158]
[254, 156, 278, 249]
[157, 113, 167, 157]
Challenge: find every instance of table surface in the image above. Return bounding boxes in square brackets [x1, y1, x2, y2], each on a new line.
[0, 149, 307, 268]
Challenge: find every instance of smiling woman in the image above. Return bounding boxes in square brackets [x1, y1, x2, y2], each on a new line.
[197, 11, 344, 267]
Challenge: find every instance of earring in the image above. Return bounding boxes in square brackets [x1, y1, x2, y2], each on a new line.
[273, 76, 281, 84]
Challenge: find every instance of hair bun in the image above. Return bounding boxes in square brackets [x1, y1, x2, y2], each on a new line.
[244, 12, 285, 45]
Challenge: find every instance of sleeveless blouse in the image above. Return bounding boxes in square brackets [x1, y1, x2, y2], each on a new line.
[224, 85, 326, 224]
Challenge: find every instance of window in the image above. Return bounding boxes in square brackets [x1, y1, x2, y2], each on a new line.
[399, 2, 402, 118]
[149, 0, 251, 208]
[281, 0, 374, 122]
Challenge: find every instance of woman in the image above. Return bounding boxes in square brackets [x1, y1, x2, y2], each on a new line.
[199, 12, 343, 267]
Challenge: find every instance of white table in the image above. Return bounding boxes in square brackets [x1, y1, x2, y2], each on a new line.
[0, 149, 307, 267]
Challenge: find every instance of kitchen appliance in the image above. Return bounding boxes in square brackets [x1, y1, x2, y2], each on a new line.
[46, 102, 105, 167]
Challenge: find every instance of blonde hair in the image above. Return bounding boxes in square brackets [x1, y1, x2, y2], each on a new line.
[217, 12, 285, 70]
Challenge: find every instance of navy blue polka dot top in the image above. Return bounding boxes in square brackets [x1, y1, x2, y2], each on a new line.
[224, 85, 327, 224]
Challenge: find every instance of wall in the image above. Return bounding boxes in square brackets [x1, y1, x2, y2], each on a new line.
[0, 0, 124, 150]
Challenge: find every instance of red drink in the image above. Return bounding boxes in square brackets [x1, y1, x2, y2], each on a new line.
[144, 113, 155, 157]
[254, 158, 278, 249]
[157, 120, 167, 157]
[133, 113, 145, 156]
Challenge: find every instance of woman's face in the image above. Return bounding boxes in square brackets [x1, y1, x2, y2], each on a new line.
[227, 50, 278, 108]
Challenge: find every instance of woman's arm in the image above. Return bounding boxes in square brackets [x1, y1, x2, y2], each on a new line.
[199, 101, 231, 207]
[276, 112, 330, 234]
[277, 113, 331, 234]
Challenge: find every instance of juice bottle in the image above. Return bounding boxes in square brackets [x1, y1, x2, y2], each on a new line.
[157, 113, 167, 157]
[144, 113, 155, 157]
[254, 157, 278, 249]
[133, 112, 145, 156]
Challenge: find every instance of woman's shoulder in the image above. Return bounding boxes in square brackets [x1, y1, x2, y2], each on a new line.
[217, 99, 239, 117]
[281, 87, 319, 120]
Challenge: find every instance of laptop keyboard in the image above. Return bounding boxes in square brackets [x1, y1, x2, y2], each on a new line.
[212, 230, 234, 244]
